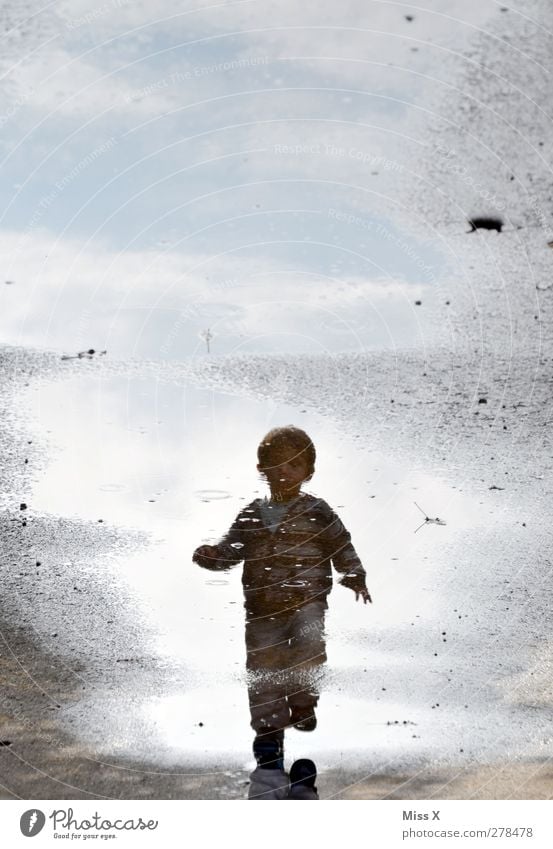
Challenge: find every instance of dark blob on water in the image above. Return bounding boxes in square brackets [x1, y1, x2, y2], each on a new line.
[467, 217, 503, 233]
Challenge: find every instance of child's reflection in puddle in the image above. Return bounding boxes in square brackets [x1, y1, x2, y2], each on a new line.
[193, 425, 372, 799]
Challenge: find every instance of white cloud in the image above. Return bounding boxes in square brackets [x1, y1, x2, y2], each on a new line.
[0, 228, 427, 356]
[11, 0, 499, 123]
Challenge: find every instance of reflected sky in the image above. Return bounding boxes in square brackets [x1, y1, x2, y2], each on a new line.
[0, 0, 498, 358]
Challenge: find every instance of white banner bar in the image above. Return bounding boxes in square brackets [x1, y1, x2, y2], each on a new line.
[1, 800, 551, 848]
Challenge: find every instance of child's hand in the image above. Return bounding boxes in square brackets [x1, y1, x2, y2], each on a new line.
[340, 574, 373, 604]
[193, 544, 220, 569]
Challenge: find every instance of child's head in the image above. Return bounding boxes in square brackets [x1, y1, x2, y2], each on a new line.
[257, 426, 316, 499]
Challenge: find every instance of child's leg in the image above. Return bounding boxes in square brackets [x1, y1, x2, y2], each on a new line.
[245, 612, 291, 671]
[288, 600, 328, 668]
[245, 613, 291, 734]
[286, 601, 327, 725]
[247, 676, 290, 735]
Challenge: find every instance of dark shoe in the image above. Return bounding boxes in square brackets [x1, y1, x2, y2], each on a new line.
[289, 707, 317, 732]
[252, 733, 284, 770]
[289, 758, 317, 791]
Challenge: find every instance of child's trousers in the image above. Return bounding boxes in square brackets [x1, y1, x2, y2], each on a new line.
[245, 600, 327, 733]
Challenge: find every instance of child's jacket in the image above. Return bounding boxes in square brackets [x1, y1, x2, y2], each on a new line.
[209, 492, 365, 616]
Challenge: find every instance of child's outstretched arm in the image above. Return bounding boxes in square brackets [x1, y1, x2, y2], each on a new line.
[192, 506, 249, 571]
[320, 502, 372, 604]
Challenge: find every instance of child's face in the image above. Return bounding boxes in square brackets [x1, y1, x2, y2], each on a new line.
[258, 445, 312, 499]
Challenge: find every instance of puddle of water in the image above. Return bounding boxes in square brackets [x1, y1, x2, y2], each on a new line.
[2, 0, 530, 779]
[25, 372, 494, 767]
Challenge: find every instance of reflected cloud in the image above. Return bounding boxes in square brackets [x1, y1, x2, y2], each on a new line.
[0, 229, 441, 356]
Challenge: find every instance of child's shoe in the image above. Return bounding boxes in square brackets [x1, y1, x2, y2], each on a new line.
[289, 706, 317, 731]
